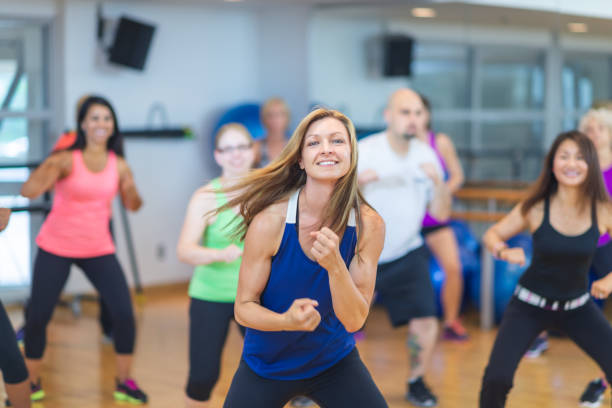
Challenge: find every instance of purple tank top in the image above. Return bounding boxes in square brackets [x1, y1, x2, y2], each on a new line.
[422, 132, 449, 228]
[598, 165, 612, 246]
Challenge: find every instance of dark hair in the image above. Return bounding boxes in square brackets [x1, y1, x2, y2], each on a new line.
[418, 92, 432, 130]
[68, 95, 124, 157]
[521, 130, 608, 215]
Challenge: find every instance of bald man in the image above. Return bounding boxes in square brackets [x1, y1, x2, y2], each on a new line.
[358, 89, 451, 407]
[0, 208, 31, 408]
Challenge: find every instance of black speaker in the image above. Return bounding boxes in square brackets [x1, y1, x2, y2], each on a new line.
[383, 35, 414, 77]
[108, 17, 156, 70]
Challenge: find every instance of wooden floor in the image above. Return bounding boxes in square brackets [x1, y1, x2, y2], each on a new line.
[1, 285, 609, 408]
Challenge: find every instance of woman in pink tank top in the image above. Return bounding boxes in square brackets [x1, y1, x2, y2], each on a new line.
[19, 96, 147, 404]
[416, 93, 468, 341]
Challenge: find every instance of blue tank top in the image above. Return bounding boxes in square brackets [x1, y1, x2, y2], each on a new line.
[242, 189, 357, 380]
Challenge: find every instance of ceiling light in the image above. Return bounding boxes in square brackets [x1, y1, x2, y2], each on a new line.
[568, 22, 588, 33]
[412, 8, 436, 18]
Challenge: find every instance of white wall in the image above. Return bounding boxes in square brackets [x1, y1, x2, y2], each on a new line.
[255, 5, 311, 127]
[57, 0, 261, 291]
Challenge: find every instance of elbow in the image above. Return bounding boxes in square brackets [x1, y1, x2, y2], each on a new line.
[176, 244, 189, 264]
[342, 308, 368, 333]
[234, 302, 248, 328]
[344, 317, 366, 333]
[20, 185, 36, 199]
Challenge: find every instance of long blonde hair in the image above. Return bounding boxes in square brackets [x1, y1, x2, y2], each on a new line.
[219, 108, 370, 251]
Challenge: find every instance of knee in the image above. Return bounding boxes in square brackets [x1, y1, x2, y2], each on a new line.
[482, 365, 513, 394]
[409, 317, 438, 338]
[25, 309, 50, 333]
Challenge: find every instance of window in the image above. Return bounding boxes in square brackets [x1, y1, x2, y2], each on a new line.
[0, 19, 52, 290]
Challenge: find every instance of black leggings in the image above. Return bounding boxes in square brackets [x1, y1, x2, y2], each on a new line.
[24, 248, 135, 359]
[223, 348, 388, 408]
[480, 298, 612, 407]
[0, 300, 28, 384]
[186, 298, 245, 401]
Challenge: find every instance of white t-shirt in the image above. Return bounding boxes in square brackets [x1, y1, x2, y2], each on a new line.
[358, 131, 443, 263]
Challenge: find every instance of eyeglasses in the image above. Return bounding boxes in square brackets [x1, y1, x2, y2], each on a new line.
[216, 144, 253, 154]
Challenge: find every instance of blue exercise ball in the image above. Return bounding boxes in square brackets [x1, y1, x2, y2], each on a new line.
[212, 103, 266, 143]
[428, 221, 480, 317]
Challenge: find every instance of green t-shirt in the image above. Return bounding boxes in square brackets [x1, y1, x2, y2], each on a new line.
[188, 178, 244, 302]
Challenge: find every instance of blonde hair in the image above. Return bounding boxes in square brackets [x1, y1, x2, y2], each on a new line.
[218, 108, 370, 253]
[214, 123, 253, 149]
[592, 100, 612, 111]
[579, 109, 612, 144]
[261, 97, 290, 122]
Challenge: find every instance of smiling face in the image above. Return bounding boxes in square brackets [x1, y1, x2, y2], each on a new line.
[80, 104, 114, 147]
[214, 127, 255, 178]
[298, 117, 351, 183]
[553, 139, 589, 187]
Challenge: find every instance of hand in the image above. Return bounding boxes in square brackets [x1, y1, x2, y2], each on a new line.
[498, 247, 526, 267]
[220, 244, 242, 263]
[310, 227, 342, 272]
[420, 163, 442, 185]
[0, 208, 11, 232]
[283, 298, 321, 331]
[358, 169, 379, 185]
[591, 277, 612, 300]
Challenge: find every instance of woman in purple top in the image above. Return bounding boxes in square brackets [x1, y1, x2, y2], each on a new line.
[417, 93, 468, 341]
[576, 107, 612, 406]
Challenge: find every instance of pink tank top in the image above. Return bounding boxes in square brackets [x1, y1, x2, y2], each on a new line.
[36, 150, 119, 258]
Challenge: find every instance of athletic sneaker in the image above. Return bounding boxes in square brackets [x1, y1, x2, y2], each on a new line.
[290, 396, 315, 407]
[442, 321, 469, 341]
[30, 380, 45, 401]
[406, 377, 437, 407]
[114, 378, 148, 404]
[525, 336, 548, 358]
[580, 378, 607, 407]
[15, 326, 24, 348]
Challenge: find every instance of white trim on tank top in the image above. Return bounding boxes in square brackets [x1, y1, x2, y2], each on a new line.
[286, 188, 356, 227]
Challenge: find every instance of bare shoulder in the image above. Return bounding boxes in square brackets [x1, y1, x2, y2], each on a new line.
[46, 150, 73, 174]
[246, 199, 288, 255]
[252, 199, 288, 233]
[597, 200, 612, 222]
[435, 133, 455, 151]
[359, 204, 385, 235]
[190, 183, 219, 208]
[115, 155, 130, 172]
[49, 150, 72, 166]
[524, 200, 543, 230]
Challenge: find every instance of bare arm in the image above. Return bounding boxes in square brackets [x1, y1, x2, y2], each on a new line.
[591, 203, 612, 298]
[176, 186, 242, 266]
[21, 151, 72, 199]
[421, 162, 452, 222]
[313, 206, 385, 333]
[483, 203, 529, 265]
[117, 158, 143, 211]
[0, 208, 10, 232]
[437, 133, 464, 193]
[235, 205, 321, 332]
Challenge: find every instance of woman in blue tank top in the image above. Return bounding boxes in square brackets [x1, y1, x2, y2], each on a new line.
[479, 131, 612, 407]
[217, 108, 388, 407]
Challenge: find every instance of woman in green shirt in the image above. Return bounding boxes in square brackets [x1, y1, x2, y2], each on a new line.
[177, 123, 255, 408]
